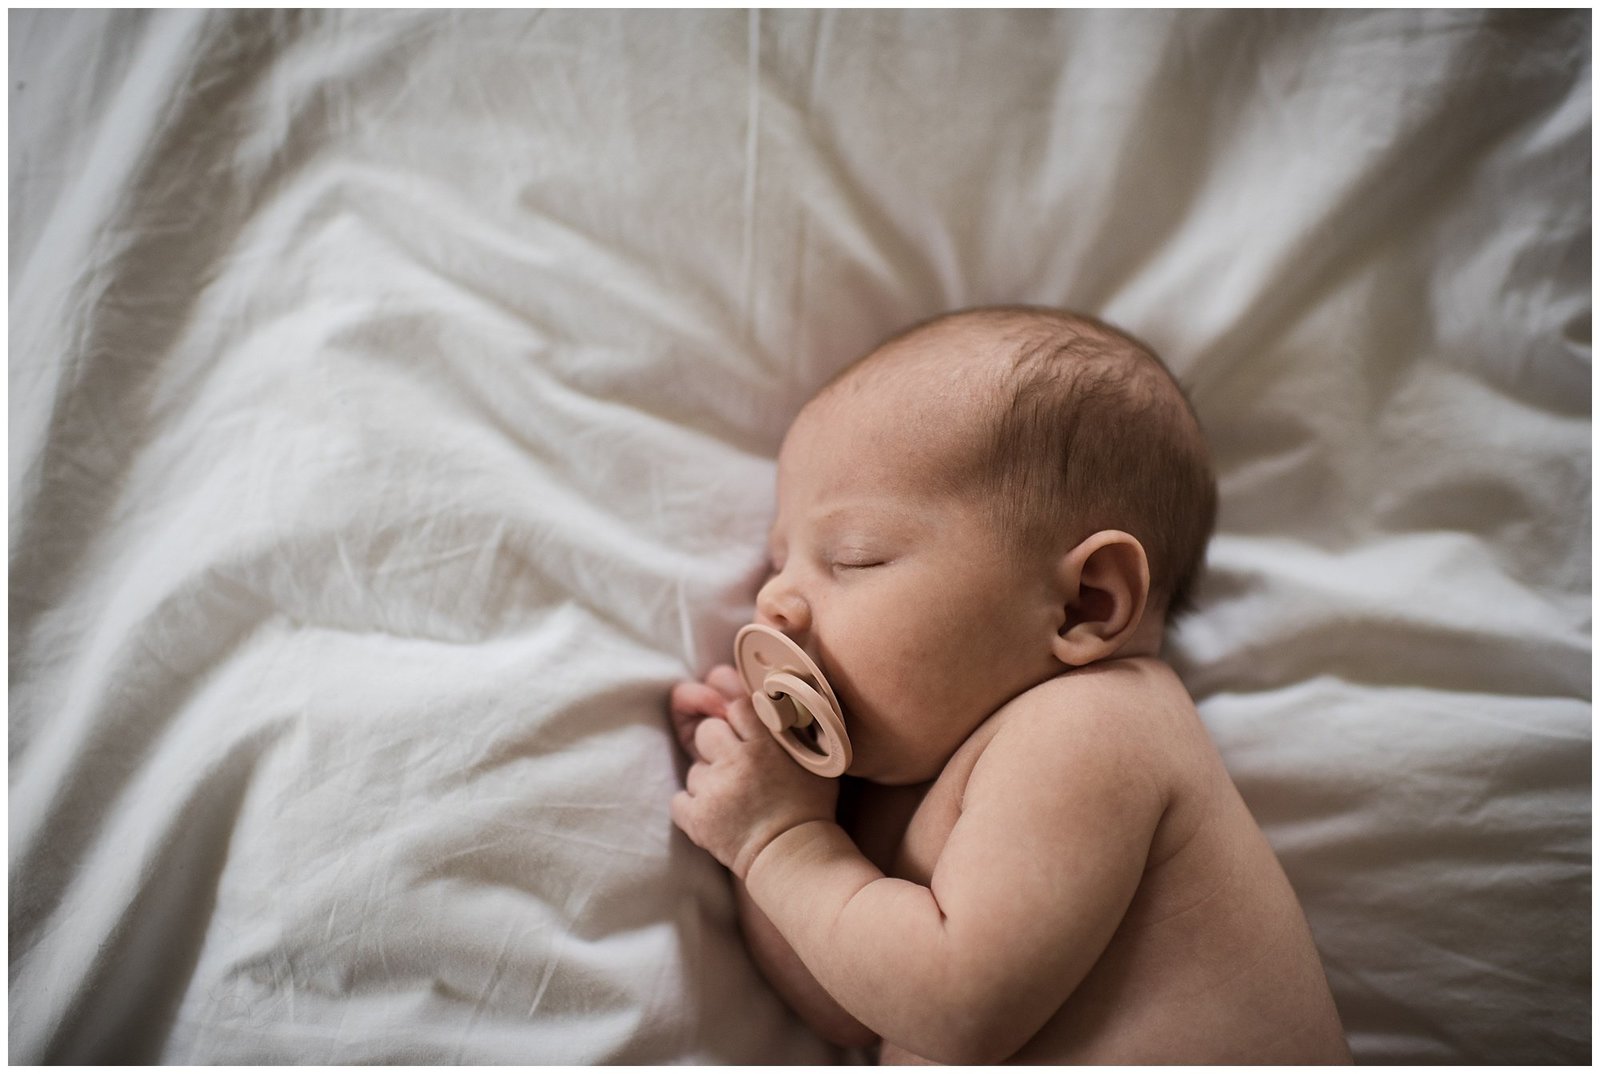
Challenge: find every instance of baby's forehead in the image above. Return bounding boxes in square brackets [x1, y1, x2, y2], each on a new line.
[782, 304, 1185, 494]
[809, 350, 995, 436]
[845, 308, 1182, 433]
[867, 315, 1022, 378]
[780, 319, 1064, 499]
[780, 369, 997, 509]
[820, 324, 1016, 423]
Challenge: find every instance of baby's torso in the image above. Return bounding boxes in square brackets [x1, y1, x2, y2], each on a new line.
[847, 661, 1350, 1065]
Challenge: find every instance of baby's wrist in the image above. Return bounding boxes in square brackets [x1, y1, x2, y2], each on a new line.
[742, 817, 837, 883]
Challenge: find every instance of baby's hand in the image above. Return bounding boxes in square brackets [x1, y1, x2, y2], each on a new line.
[671, 693, 838, 879]
[668, 664, 746, 762]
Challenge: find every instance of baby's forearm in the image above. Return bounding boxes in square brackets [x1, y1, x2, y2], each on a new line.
[745, 821, 997, 1064]
[731, 877, 878, 1048]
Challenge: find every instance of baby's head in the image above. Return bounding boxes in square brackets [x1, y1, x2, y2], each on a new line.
[863, 305, 1217, 619]
[758, 306, 1216, 784]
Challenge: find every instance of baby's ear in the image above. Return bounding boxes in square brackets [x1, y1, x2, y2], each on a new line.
[1051, 530, 1150, 667]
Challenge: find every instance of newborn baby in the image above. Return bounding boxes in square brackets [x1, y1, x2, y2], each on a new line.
[669, 306, 1349, 1064]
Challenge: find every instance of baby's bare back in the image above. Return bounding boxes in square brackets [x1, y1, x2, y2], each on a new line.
[860, 660, 1349, 1065]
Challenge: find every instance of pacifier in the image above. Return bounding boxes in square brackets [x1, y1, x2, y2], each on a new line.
[733, 624, 853, 778]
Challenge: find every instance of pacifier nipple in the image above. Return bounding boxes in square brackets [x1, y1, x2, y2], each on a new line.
[733, 625, 853, 778]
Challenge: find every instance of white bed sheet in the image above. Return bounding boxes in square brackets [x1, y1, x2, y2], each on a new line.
[9, 9, 1590, 1063]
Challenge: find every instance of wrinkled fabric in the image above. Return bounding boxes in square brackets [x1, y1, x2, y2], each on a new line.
[9, 9, 1589, 1064]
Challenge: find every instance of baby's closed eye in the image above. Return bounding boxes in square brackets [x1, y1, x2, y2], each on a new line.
[830, 552, 888, 571]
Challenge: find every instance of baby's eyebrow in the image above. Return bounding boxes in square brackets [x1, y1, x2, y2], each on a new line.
[817, 501, 927, 532]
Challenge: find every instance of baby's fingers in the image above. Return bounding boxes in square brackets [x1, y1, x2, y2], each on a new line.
[669, 790, 696, 838]
[694, 716, 742, 763]
[706, 664, 746, 703]
[670, 681, 728, 760]
[672, 680, 728, 720]
[725, 696, 767, 741]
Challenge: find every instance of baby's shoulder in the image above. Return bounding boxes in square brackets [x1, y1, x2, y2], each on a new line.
[958, 658, 1203, 794]
[999, 656, 1197, 735]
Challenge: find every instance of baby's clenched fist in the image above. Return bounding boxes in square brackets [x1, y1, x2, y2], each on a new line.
[670, 695, 837, 878]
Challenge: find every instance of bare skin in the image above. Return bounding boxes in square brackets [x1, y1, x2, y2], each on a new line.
[669, 320, 1349, 1064]
[674, 662, 1349, 1064]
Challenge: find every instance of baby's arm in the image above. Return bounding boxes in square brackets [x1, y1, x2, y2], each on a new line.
[732, 878, 877, 1047]
[675, 680, 1165, 1064]
[733, 777, 929, 1049]
[670, 670, 876, 1048]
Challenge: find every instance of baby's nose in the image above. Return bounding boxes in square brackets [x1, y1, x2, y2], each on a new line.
[755, 575, 811, 635]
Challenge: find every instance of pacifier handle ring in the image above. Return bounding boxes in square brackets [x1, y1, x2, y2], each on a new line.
[764, 671, 817, 729]
[733, 623, 853, 778]
[765, 673, 852, 778]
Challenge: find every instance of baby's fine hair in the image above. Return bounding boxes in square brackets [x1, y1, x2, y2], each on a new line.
[861, 306, 1218, 619]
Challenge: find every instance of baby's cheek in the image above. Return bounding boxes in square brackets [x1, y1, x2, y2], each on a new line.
[828, 635, 949, 751]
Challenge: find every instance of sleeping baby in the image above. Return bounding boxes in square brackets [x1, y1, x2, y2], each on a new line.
[668, 306, 1350, 1064]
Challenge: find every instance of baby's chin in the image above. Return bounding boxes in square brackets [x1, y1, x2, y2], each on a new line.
[850, 764, 932, 787]
[845, 741, 949, 787]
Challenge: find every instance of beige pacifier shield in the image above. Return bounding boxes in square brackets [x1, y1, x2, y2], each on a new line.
[733, 624, 852, 778]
